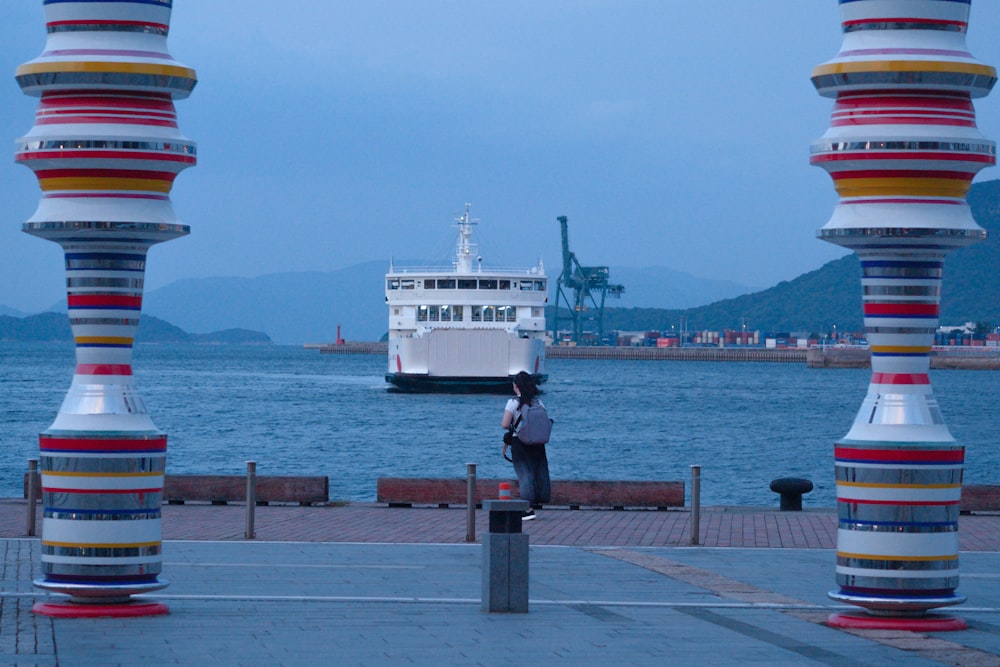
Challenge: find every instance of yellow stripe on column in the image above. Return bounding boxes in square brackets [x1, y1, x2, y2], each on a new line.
[835, 178, 970, 199]
[39, 177, 173, 193]
[74, 336, 134, 346]
[812, 60, 996, 78]
[16, 61, 197, 81]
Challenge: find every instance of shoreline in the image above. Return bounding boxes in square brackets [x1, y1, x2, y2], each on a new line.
[305, 341, 1000, 369]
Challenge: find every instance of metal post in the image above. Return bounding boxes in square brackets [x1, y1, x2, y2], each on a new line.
[26, 459, 38, 537]
[245, 460, 256, 539]
[690, 465, 701, 546]
[466, 463, 477, 543]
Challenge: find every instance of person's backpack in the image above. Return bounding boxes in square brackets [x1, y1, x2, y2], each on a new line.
[515, 400, 553, 445]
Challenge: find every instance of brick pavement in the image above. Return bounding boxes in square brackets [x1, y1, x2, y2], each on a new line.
[3, 499, 998, 550]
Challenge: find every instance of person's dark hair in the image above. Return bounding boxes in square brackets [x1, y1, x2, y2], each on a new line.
[513, 371, 540, 408]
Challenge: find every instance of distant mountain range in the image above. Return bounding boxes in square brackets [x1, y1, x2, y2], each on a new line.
[0, 312, 271, 344]
[139, 261, 760, 345]
[6, 179, 1000, 344]
[595, 179, 1000, 336]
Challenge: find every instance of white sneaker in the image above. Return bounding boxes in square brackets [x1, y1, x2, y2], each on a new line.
[522, 509, 535, 521]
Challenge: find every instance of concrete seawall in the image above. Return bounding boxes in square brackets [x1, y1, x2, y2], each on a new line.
[305, 341, 1000, 369]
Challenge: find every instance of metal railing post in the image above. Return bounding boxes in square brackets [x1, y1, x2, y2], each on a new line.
[26, 459, 38, 537]
[466, 463, 477, 543]
[690, 465, 701, 546]
[245, 460, 256, 539]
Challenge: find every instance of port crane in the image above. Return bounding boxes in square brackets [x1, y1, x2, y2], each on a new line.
[553, 215, 624, 345]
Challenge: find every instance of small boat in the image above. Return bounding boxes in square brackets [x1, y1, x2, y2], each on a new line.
[385, 204, 548, 393]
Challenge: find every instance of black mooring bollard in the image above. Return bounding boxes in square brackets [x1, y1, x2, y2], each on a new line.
[770, 477, 813, 511]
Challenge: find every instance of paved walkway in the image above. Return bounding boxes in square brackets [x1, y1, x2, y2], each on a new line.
[4, 500, 999, 551]
[0, 500, 998, 666]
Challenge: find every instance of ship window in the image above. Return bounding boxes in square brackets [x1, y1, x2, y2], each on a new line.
[453, 305, 464, 321]
[532, 307, 544, 317]
[392, 308, 401, 315]
[534, 280, 545, 291]
[483, 306, 495, 322]
[499, 280, 510, 290]
[479, 279, 497, 289]
[387, 279, 400, 290]
[424, 280, 435, 289]
[417, 305, 429, 321]
[458, 279, 477, 289]
[471, 306, 483, 322]
[401, 279, 415, 290]
[498, 306, 515, 321]
[437, 279, 456, 289]
[429, 306, 440, 321]
[440, 305, 451, 321]
[520, 281, 532, 291]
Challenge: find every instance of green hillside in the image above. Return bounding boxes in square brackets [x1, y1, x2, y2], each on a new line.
[558, 179, 1000, 336]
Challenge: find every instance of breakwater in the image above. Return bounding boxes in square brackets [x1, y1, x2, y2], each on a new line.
[305, 341, 1000, 368]
[548, 345, 806, 362]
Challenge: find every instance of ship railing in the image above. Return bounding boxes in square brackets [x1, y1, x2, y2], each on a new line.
[389, 265, 544, 276]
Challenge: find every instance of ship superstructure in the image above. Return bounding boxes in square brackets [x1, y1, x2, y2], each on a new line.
[385, 205, 548, 392]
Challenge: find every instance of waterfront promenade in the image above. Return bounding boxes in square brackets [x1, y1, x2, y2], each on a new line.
[0, 500, 999, 665]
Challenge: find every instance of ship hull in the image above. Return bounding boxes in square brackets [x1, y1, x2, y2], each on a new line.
[385, 372, 547, 394]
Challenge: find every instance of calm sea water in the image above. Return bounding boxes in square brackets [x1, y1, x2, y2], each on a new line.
[2, 342, 998, 507]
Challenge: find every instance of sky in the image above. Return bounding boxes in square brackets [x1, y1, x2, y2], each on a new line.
[4, 1, 1000, 313]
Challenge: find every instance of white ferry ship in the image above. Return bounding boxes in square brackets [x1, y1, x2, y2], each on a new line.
[385, 205, 548, 393]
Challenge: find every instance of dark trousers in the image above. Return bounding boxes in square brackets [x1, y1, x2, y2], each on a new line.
[511, 438, 551, 505]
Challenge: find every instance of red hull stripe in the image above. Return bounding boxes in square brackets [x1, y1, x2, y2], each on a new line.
[40, 436, 167, 453]
[870, 372, 930, 385]
[864, 303, 939, 316]
[75, 364, 134, 376]
[836, 447, 964, 463]
[68, 295, 143, 308]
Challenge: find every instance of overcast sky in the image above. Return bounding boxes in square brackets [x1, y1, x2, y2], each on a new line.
[3, 1, 1000, 313]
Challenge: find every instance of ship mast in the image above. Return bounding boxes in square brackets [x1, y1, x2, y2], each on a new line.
[455, 203, 479, 274]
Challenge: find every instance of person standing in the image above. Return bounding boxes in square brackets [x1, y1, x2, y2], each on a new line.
[501, 371, 551, 520]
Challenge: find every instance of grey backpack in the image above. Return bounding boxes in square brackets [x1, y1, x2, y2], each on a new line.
[515, 400, 553, 445]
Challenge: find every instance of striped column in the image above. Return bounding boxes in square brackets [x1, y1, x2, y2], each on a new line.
[15, 0, 196, 614]
[811, 0, 994, 622]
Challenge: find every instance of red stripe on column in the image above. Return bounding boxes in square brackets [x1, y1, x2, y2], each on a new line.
[40, 436, 167, 453]
[835, 447, 965, 463]
[68, 295, 143, 308]
[864, 303, 939, 316]
[75, 364, 134, 376]
[871, 372, 930, 385]
[836, 498, 959, 506]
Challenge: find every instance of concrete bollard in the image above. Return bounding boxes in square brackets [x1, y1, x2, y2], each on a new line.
[481, 499, 529, 613]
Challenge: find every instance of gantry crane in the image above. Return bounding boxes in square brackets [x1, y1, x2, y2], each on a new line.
[553, 215, 624, 345]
